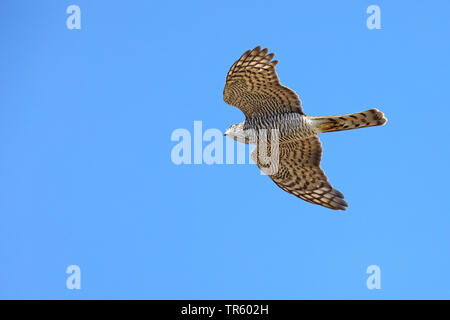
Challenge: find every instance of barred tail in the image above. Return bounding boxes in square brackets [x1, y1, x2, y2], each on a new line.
[311, 109, 387, 133]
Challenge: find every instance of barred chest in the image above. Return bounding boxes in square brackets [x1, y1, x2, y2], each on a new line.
[243, 113, 316, 143]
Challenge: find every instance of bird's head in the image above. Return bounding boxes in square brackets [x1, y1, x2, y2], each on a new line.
[224, 122, 255, 144]
[224, 123, 242, 138]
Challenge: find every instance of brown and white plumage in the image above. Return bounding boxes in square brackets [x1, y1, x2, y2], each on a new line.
[223, 46, 303, 118]
[223, 46, 387, 211]
[251, 137, 348, 210]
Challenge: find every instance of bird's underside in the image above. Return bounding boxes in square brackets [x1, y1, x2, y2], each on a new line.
[223, 46, 387, 210]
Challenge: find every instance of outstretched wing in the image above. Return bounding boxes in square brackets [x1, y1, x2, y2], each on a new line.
[223, 46, 303, 118]
[252, 136, 348, 210]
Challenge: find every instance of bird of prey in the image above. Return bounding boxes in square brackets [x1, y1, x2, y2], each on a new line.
[223, 46, 387, 210]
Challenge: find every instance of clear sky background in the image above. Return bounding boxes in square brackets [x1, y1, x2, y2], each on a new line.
[1, 0, 450, 299]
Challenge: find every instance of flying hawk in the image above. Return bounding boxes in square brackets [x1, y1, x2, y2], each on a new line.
[223, 46, 387, 210]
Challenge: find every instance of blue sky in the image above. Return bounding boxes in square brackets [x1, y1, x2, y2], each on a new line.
[1, 0, 450, 299]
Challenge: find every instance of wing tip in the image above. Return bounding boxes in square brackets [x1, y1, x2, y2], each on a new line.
[253, 45, 261, 51]
[333, 201, 348, 211]
[251, 46, 276, 58]
[330, 189, 348, 211]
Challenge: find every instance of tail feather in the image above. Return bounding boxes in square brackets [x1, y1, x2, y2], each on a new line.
[311, 109, 387, 133]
